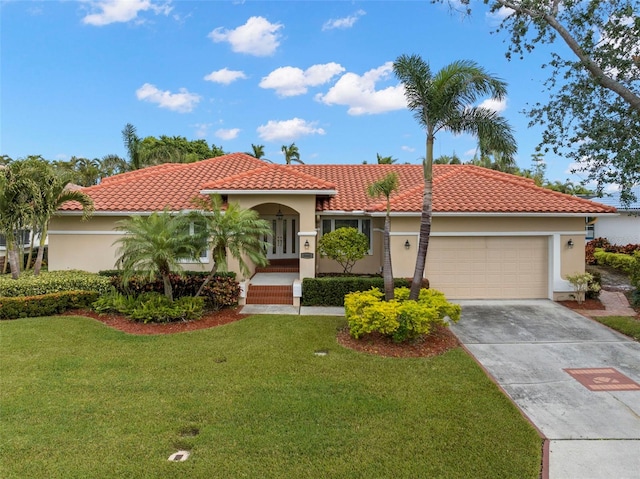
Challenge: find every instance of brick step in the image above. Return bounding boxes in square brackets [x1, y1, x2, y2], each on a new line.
[245, 285, 293, 305]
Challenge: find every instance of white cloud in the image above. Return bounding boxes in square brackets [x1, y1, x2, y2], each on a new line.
[208, 16, 283, 57]
[260, 63, 345, 97]
[193, 123, 212, 138]
[81, 0, 172, 26]
[316, 62, 406, 115]
[478, 97, 508, 113]
[486, 6, 514, 25]
[135, 83, 200, 113]
[204, 68, 248, 85]
[464, 148, 477, 157]
[322, 9, 366, 31]
[401, 145, 415, 153]
[215, 128, 241, 140]
[257, 118, 325, 142]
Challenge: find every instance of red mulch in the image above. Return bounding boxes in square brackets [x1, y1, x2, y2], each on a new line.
[337, 326, 460, 358]
[64, 308, 460, 357]
[557, 298, 606, 310]
[63, 308, 248, 335]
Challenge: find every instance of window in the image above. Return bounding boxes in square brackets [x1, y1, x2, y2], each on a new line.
[321, 218, 372, 253]
[0, 230, 31, 247]
[585, 223, 595, 240]
[180, 222, 209, 263]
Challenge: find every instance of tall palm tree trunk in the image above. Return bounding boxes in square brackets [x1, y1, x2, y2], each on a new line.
[382, 215, 394, 301]
[409, 135, 434, 300]
[6, 235, 21, 280]
[33, 229, 47, 276]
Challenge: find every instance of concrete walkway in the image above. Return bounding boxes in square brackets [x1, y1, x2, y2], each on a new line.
[240, 303, 345, 316]
[576, 289, 637, 317]
[450, 300, 640, 479]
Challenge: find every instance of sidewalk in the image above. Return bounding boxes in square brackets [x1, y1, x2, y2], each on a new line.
[575, 290, 637, 317]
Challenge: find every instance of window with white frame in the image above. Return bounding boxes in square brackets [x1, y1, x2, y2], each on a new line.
[180, 221, 209, 263]
[321, 218, 372, 254]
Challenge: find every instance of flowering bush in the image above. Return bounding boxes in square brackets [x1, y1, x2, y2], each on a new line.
[344, 287, 461, 343]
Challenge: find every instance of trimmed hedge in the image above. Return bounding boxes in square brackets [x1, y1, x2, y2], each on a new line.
[593, 249, 638, 275]
[586, 238, 640, 265]
[100, 271, 240, 310]
[302, 276, 416, 306]
[0, 270, 111, 297]
[0, 290, 99, 319]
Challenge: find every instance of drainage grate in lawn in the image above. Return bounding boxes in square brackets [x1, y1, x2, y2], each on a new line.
[564, 368, 640, 391]
[168, 450, 190, 462]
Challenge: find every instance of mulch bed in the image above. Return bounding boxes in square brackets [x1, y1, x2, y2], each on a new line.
[557, 298, 606, 310]
[63, 308, 248, 335]
[336, 326, 460, 358]
[63, 308, 459, 358]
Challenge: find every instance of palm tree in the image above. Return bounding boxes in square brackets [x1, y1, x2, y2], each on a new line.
[376, 153, 397, 164]
[99, 154, 128, 179]
[367, 172, 399, 301]
[122, 123, 143, 171]
[281, 143, 304, 164]
[113, 210, 206, 301]
[191, 194, 271, 297]
[247, 144, 266, 159]
[31, 166, 94, 275]
[393, 54, 516, 300]
[0, 159, 41, 279]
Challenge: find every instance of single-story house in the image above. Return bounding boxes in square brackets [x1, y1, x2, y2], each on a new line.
[584, 187, 639, 245]
[51, 153, 616, 302]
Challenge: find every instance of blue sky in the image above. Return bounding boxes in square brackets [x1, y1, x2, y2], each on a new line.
[2, 0, 586, 184]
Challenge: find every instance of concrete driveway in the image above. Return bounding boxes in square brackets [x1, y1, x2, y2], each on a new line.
[450, 300, 640, 479]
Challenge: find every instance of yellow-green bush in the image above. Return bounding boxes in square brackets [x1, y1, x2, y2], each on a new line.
[0, 270, 111, 297]
[344, 287, 461, 342]
[0, 290, 99, 319]
[593, 249, 637, 274]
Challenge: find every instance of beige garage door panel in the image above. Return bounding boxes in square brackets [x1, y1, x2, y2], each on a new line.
[426, 237, 548, 299]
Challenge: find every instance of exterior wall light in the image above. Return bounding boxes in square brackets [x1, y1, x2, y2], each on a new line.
[304, 239, 310, 250]
[276, 209, 283, 221]
[404, 240, 411, 250]
[567, 239, 574, 248]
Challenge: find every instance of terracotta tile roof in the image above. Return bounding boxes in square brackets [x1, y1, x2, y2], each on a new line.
[61, 153, 265, 212]
[60, 153, 616, 215]
[201, 164, 336, 192]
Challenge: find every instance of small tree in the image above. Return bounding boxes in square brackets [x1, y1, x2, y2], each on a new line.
[318, 227, 369, 274]
[367, 172, 399, 300]
[566, 272, 599, 305]
[113, 209, 206, 301]
[191, 194, 271, 297]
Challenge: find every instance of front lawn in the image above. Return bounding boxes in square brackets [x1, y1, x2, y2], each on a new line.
[592, 315, 640, 341]
[0, 314, 541, 478]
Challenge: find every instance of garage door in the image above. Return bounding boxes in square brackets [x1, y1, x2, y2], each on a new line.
[426, 236, 549, 299]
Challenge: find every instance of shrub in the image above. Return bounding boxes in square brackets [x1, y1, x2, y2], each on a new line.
[586, 238, 640, 265]
[302, 277, 413, 306]
[0, 270, 111, 297]
[317, 227, 369, 274]
[0, 290, 99, 319]
[565, 272, 600, 304]
[344, 287, 461, 343]
[585, 269, 602, 300]
[93, 291, 204, 323]
[593, 249, 637, 274]
[99, 271, 239, 309]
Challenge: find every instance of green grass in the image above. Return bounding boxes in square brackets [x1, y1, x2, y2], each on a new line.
[593, 315, 640, 341]
[0, 314, 541, 478]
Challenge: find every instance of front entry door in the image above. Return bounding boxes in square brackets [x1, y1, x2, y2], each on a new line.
[265, 215, 299, 260]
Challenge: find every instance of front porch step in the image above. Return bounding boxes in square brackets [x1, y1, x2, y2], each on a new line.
[245, 285, 294, 305]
